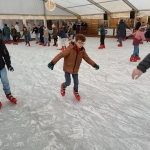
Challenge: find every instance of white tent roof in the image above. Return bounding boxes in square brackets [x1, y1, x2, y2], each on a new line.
[0, 0, 149, 16]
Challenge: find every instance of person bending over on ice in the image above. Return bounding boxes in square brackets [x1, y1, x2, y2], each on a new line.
[47, 34, 99, 101]
[0, 39, 17, 109]
[132, 53, 150, 80]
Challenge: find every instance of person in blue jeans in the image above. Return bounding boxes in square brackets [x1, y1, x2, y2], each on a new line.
[22, 27, 30, 46]
[48, 34, 99, 101]
[0, 39, 17, 108]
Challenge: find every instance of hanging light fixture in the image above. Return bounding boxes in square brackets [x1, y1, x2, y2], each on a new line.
[45, 0, 56, 11]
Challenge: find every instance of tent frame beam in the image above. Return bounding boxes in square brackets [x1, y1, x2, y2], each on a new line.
[122, 0, 139, 12]
[87, 0, 111, 14]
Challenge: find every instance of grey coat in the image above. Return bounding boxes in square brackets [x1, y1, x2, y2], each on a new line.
[117, 21, 130, 38]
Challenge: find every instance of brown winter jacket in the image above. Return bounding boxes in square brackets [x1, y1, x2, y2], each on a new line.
[68, 27, 73, 35]
[43, 29, 49, 38]
[52, 43, 96, 74]
[52, 27, 57, 38]
[11, 28, 17, 36]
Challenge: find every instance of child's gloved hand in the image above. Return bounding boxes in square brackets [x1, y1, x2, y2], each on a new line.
[94, 64, 99, 70]
[48, 61, 54, 70]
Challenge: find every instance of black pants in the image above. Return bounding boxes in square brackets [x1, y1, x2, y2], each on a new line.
[40, 35, 44, 43]
[16, 32, 20, 41]
[13, 36, 17, 42]
[100, 35, 105, 45]
[54, 37, 57, 45]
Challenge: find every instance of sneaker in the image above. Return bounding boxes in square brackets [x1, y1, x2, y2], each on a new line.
[73, 90, 81, 101]
[60, 83, 65, 96]
[5, 93, 17, 104]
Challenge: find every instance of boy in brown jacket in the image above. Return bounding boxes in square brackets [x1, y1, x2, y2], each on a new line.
[48, 34, 99, 101]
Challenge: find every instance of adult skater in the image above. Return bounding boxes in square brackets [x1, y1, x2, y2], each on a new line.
[58, 26, 66, 50]
[135, 19, 141, 31]
[117, 20, 130, 47]
[11, 25, 18, 45]
[47, 34, 99, 101]
[15, 22, 20, 42]
[43, 26, 50, 46]
[0, 39, 17, 109]
[3, 24, 11, 44]
[98, 23, 105, 49]
[52, 24, 58, 46]
[130, 24, 146, 62]
[132, 53, 150, 80]
[32, 24, 39, 44]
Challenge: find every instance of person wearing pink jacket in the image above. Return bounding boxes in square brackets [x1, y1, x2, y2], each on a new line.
[130, 24, 146, 62]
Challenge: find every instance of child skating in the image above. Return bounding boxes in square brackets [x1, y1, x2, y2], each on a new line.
[0, 39, 17, 109]
[130, 24, 146, 62]
[47, 34, 99, 101]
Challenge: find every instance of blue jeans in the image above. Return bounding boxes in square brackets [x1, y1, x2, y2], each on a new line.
[0, 67, 11, 94]
[28, 32, 31, 40]
[73, 30, 76, 34]
[119, 37, 122, 44]
[35, 34, 39, 42]
[63, 72, 79, 91]
[25, 35, 29, 44]
[5, 34, 10, 41]
[44, 38, 49, 44]
[65, 33, 68, 38]
[132, 45, 139, 57]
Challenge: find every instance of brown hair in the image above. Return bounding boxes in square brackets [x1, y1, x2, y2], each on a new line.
[75, 34, 86, 42]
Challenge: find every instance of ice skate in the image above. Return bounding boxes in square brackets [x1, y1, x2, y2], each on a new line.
[5, 93, 17, 104]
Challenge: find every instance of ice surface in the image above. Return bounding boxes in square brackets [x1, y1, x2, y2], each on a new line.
[0, 37, 150, 150]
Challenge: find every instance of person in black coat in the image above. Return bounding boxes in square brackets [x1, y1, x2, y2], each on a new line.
[117, 20, 130, 47]
[0, 39, 17, 108]
[38, 25, 44, 45]
[98, 23, 105, 49]
[32, 24, 39, 44]
[132, 53, 150, 79]
[135, 19, 141, 31]
[58, 27, 66, 50]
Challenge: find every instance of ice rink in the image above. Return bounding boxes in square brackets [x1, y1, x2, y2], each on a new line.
[0, 37, 150, 150]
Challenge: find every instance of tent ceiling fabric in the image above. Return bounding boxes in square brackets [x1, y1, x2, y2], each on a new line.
[128, 0, 150, 10]
[52, 0, 150, 15]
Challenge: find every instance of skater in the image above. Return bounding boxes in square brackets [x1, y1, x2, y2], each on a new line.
[43, 26, 50, 46]
[132, 53, 150, 80]
[73, 23, 76, 39]
[0, 39, 17, 109]
[130, 24, 146, 62]
[39, 25, 44, 45]
[11, 25, 18, 45]
[52, 24, 58, 46]
[68, 24, 74, 43]
[3, 24, 11, 44]
[117, 20, 130, 47]
[47, 34, 99, 101]
[135, 19, 141, 31]
[26, 22, 31, 41]
[58, 27, 66, 50]
[15, 22, 20, 42]
[32, 24, 39, 44]
[68, 24, 74, 42]
[22, 27, 30, 46]
[98, 23, 105, 49]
